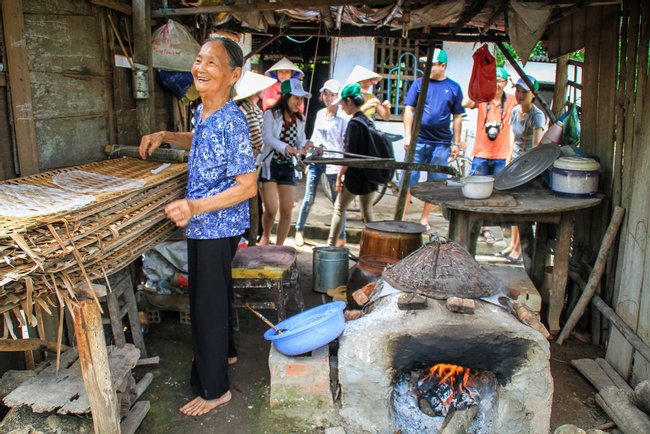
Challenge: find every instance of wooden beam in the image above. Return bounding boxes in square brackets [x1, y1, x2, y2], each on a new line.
[73, 299, 120, 434]
[0, 338, 70, 353]
[320, 6, 335, 30]
[1, 0, 39, 176]
[132, 0, 155, 137]
[451, 0, 489, 35]
[244, 28, 287, 61]
[89, 0, 132, 16]
[151, 0, 390, 17]
[552, 54, 569, 118]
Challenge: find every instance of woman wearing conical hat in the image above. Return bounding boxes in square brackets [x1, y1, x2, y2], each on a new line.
[346, 65, 391, 121]
[262, 57, 304, 111]
[234, 70, 277, 159]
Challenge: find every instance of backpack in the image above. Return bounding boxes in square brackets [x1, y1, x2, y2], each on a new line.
[350, 117, 395, 185]
[468, 44, 497, 103]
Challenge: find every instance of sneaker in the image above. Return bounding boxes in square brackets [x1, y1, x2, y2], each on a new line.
[294, 231, 304, 247]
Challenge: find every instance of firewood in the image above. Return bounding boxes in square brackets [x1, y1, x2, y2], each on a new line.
[445, 297, 475, 314]
[440, 405, 478, 434]
[596, 386, 650, 434]
[397, 293, 428, 310]
[634, 380, 650, 415]
[351, 289, 369, 307]
[344, 310, 363, 321]
[511, 301, 551, 339]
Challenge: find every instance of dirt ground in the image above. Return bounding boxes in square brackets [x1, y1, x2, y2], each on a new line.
[134, 179, 610, 433]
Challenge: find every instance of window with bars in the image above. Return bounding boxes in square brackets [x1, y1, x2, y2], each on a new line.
[373, 38, 443, 118]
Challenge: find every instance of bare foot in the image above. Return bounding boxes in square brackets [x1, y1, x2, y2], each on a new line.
[335, 239, 346, 247]
[179, 390, 231, 416]
[228, 356, 238, 365]
[258, 237, 270, 246]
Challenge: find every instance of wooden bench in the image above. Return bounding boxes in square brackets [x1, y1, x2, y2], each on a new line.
[231, 246, 305, 322]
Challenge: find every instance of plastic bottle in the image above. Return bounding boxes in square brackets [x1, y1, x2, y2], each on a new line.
[540, 120, 564, 145]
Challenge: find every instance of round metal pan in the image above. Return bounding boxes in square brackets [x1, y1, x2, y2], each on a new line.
[494, 144, 562, 190]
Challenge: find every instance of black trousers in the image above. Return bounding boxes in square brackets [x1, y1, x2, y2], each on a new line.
[187, 236, 239, 399]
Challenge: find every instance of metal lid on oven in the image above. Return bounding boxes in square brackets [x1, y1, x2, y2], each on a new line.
[494, 144, 562, 190]
[365, 221, 427, 234]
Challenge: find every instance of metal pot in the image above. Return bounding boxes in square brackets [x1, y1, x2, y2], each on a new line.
[458, 176, 495, 199]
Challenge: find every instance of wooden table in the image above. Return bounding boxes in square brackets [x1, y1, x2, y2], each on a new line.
[411, 182, 603, 334]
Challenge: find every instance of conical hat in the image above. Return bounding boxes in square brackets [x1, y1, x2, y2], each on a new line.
[234, 71, 277, 101]
[265, 57, 304, 79]
[346, 65, 381, 85]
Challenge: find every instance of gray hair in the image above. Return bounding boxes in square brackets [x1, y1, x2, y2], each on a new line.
[204, 36, 243, 70]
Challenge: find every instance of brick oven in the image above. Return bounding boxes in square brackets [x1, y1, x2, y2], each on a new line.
[337, 291, 552, 433]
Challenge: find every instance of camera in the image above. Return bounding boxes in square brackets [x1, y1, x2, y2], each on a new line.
[485, 122, 501, 141]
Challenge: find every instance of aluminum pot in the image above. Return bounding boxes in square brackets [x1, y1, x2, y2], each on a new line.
[459, 176, 495, 199]
[263, 301, 346, 356]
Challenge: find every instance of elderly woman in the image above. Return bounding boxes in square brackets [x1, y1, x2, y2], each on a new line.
[327, 83, 377, 245]
[139, 37, 256, 416]
[258, 78, 311, 246]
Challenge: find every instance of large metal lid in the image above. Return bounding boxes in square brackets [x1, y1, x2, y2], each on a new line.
[364, 220, 427, 234]
[494, 144, 562, 190]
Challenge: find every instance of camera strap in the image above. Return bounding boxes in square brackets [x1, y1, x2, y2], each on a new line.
[484, 92, 507, 127]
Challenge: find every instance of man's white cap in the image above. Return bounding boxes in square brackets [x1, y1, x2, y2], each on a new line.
[234, 71, 277, 101]
[346, 65, 381, 85]
[264, 57, 304, 79]
[320, 79, 341, 93]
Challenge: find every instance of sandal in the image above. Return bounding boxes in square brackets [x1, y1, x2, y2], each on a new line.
[482, 230, 496, 244]
[505, 254, 523, 265]
[494, 251, 509, 258]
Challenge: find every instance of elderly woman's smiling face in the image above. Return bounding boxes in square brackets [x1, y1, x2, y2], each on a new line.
[191, 40, 241, 96]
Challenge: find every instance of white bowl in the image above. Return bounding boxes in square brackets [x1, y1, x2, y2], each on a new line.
[460, 176, 495, 199]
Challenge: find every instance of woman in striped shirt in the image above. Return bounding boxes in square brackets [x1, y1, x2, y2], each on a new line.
[234, 71, 277, 159]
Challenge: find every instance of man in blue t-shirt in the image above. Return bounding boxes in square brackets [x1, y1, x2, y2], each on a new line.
[402, 48, 465, 228]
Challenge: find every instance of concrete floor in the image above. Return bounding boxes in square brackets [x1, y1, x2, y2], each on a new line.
[135, 178, 609, 433]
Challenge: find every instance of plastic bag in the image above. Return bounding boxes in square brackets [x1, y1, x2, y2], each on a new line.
[562, 103, 581, 147]
[468, 44, 497, 103]
[156, 70, 193, 99]
[152, 20, 200, 72]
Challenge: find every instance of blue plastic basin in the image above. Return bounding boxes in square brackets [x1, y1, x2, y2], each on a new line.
[263, 301, 346, 356]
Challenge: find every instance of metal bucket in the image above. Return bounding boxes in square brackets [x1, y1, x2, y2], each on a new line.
[312, 246, 350, 294]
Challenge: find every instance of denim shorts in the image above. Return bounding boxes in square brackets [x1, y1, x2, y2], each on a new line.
[469, 157, 506, 176]
[259, 162, 296, 186]
[408, 142, 451, 187]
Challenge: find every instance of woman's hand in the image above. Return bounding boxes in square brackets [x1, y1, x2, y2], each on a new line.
[165, 199, 194, 227]
[360, 97, 379, 113]
[139, 131, 166, 160]
[284, 145, 298, 156]
[335, 174, 344, 193]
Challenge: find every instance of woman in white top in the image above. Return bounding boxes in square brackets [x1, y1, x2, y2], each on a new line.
[294, 79, 348, 247]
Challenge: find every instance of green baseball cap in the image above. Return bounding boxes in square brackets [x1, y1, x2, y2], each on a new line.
[418, 48, 448, 65]
[333, 83, 362, 104]
[496, 66, 509, 80]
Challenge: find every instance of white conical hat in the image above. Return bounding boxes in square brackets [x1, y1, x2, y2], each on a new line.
[346, 65, 381, 85]
[264, 57, 304, 79]
[234, 71, 277, 101]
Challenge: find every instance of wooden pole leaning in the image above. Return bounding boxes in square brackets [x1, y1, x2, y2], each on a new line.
[73, 295, 121, 434]
[556, 206, 625, 344]
[394, 41, 434, 221]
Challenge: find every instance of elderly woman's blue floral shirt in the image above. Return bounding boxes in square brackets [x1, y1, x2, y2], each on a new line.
[185, 101, 255, 239]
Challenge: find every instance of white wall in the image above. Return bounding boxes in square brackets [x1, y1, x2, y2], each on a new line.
[331, 37, 375, 85]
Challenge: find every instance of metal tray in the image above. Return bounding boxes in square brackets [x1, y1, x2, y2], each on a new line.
[494, 144, 561, 190]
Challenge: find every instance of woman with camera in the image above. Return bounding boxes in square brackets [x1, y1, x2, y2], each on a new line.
[462, 66, 517, 244]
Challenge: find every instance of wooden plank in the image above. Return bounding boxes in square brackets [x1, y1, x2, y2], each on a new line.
[30, 72, 106, 119]
[72, 299, 120, 433]
[0, 338, 69, 352]
[596, 386, 650, 434]
[90, 0, 132, 16]
[1, 0, 39, 175]
[571, 358, 616, 391]
[596, 358, 633, 393]
[464, 194, 516, 207]
[23, 0, 93, 15]
[133, 0, 154, 137]
[120, 401, 150, 434]
[607, 0, 650, 380]
[35, 116, 107, 170]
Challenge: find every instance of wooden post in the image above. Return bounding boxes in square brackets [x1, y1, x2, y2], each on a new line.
[73, 299, 121, 434]
[1, 0, 39, 176]
[551, 54, 569, 118]
[394, 40, 433, 221]
[132, 0, 155, 137]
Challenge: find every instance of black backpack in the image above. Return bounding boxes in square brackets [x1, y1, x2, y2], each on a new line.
[350, 117, 395, 185]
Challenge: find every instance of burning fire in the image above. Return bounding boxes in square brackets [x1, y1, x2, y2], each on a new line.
[424, 363, 472, 393]
[416, 363, 476, 416]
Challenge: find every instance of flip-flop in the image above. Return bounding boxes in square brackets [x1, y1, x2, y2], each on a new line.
[494, 251, 509, 258]
[505, 254, 523, 265]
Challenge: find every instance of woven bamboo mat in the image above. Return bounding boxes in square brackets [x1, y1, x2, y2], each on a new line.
[0, 157, 188, 338]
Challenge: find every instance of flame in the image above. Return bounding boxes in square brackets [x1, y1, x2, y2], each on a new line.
[424, 363, 472, 393]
